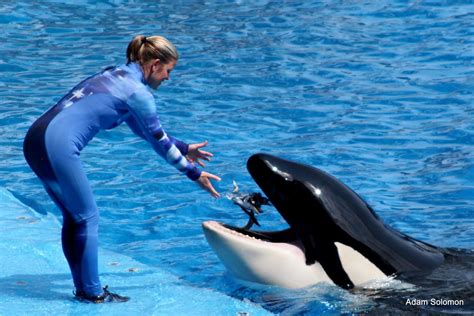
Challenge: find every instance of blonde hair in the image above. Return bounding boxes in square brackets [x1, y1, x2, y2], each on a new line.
[126, 35, 179, 65]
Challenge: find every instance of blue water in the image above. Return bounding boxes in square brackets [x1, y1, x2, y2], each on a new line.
[1, 0, 473, 314]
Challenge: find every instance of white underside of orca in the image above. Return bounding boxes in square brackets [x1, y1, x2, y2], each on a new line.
[202, 221, 387, 289]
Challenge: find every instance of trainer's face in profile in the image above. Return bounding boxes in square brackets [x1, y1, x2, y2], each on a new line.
[148, 59, 176, 90]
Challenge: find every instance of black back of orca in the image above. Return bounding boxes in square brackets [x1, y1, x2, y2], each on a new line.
[247, 153, 444, 288]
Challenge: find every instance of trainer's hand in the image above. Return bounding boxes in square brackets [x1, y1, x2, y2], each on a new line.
[195, 171, 221, 198]
[187, 141, 213, 167]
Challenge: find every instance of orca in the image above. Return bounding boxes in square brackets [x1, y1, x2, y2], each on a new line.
[202, 153, 445, 289]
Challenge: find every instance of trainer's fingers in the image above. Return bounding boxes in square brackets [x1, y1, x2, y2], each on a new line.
[198, 150, 213, 158]
[197, 160, 206, 167]
[203, 172, 221, 182]
[198, 155, 211, 162]
[208, 184, 220, 198]
[207, 180, 221, 198]
[195, 140, 209, 149]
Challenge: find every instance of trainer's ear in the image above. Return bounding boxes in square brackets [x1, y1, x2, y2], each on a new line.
[151, 59, 162, 72]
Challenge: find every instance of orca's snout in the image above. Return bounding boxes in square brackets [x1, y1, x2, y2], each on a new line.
[247, 153, 267, 170]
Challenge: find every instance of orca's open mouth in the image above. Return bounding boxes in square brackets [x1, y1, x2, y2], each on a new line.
[202, 220, 301, 245]
[202, 220, 307, 259]
[201, 220, 321, 289]
[211, 181, 301, 246]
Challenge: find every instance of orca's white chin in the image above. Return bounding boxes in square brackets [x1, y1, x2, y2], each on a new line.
[202, 221, 333, 289]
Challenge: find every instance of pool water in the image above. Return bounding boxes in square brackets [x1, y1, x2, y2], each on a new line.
[1, 0, 473, 314]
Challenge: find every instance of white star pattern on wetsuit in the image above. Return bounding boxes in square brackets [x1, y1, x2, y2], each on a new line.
[64, 88, 86, 108]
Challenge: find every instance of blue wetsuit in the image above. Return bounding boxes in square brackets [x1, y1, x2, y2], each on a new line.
[23, 62, 201, 296]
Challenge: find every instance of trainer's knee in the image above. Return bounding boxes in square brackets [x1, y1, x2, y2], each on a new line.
[71, 211, 99, 234]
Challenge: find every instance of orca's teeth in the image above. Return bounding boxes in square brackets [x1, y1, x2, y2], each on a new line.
[206, 221, 267, 242]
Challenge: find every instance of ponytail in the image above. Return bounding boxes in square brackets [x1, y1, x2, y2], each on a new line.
[126, 35, 179, 65]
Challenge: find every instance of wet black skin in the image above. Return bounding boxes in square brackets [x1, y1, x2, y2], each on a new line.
[241, 153, 445, 289]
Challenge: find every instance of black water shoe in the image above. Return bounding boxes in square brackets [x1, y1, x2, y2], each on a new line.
[74, 285, 129, 303]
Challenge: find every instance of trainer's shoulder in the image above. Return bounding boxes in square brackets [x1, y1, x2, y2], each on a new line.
[106, 63, 151, 99]
[125, 82, 155, 113]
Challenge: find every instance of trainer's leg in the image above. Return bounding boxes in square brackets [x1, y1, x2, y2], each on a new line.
[43, 185, 86, 292]
[23, 126, 93, 293]
[67, 211, 100, 296]
[46, 150, 102, 297]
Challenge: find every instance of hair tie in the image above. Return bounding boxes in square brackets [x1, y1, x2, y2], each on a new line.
[141, 36, 147, 45]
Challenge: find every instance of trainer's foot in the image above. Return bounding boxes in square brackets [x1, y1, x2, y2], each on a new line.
[74, 285, 129, 303]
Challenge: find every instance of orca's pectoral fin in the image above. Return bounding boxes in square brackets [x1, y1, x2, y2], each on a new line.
[301, 237, 318, 266]
[302, 236, 354, 289]
[320, 242, 354, 289]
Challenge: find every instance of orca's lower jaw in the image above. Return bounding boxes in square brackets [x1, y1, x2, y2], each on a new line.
[202, 221, 333, 289]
